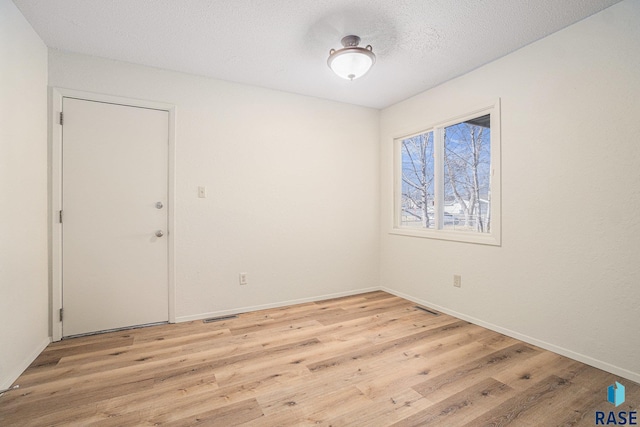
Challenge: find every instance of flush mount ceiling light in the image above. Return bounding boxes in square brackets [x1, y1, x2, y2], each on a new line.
[327, 35, 375, 81]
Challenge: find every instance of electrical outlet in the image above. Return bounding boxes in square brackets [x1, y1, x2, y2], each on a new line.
[453, 275, 462, 288]
[198, 186, 206, 198]
[239, 272, 248, 285]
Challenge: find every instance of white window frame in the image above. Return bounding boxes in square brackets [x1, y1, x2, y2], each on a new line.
[391, 99, 501, 246]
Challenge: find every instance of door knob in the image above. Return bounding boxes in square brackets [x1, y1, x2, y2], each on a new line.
[155, 230, 164, 238]
[155, 202, 163, 209]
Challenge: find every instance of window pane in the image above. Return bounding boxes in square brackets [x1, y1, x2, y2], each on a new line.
[400, 132, 434, 228]
[443, 114, 491, 232]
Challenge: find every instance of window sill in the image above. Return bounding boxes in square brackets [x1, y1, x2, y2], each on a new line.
[389, 227, 501, 246]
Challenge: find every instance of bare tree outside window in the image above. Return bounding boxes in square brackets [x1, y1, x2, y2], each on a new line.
[398, 114, 492, 234]
[444, 114, 491, 232]
[400, 132, 434, 228]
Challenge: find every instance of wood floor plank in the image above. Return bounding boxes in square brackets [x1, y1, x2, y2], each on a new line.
[462, 374, 576, 426]
[228, 308, 346, 336]
[250, 385, 371, 425]
[306, 319, 469, 374]
[491, 350, 577, 391]
[313, 298, 415, 326]
[20, 363, 220, 426]
[152, 397, 264, 427]
[1, 291, 637, 427]
[328, 308, 460, 345]
[354, 326, 502, 401]
[392, 377, 514, 426]
[411, 342, 541, 401]
[319, 388, 432, 427]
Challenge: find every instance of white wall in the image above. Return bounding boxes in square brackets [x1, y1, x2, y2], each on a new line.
[0, 0, 49, 389]
[380, 0, 640, 382]
[48, 50, 380, 321]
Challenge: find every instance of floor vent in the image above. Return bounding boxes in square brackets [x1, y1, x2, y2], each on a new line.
[415, 306, 440, 316]
[203, 315, 238, 323]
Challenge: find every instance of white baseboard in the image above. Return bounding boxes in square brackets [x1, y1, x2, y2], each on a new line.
[175, 286, 381, 323]
[381, 287, 640, 385]
[1, 336, 51, 391]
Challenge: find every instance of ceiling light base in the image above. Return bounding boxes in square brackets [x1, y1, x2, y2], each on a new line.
[341, 35, 361, 47]
[327, 35, 375, 81]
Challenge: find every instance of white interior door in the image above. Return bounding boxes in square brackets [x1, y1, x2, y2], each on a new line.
[62, 97, 169, 337]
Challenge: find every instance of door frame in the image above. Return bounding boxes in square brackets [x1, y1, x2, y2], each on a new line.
[50, 87, 177, 341]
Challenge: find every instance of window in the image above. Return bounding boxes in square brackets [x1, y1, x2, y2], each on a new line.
[393, 101, 500, 245]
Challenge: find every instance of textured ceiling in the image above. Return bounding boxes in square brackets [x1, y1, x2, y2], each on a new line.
[13, 0, 622, 109]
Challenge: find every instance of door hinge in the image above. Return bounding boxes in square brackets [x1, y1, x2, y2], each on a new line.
[59, 308, 64, 321]
[59, 112, 64, 125]
[58, 210, 63, 223]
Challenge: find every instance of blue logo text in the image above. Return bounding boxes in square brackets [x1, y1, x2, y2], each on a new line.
[595, 411, 637, 425]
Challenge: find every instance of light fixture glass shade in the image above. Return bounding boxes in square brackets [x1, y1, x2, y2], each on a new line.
[328, 35, 375, 80]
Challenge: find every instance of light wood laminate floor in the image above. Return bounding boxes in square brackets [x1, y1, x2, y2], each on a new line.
[1, 291, 638, 426]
